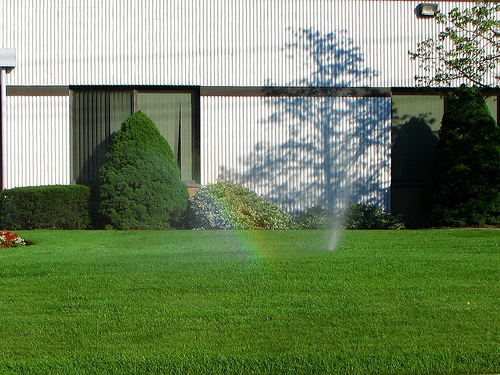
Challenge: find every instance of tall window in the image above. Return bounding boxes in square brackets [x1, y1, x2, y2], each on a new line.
[71, 87, 200, 186]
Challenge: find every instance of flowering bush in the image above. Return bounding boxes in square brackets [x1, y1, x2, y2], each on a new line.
[0, 231, 26, 247]
[187, 182, 295, 230]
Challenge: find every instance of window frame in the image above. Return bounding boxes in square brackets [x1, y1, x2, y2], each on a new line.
[70, 85, 200, 186]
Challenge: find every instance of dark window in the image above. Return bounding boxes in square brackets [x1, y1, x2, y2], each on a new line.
[71, 87, 200, 186]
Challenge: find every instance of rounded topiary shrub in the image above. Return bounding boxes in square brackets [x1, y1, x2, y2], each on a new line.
[422, 85, 500, 227]
[187, 181, 295, 229]
[99, 111, 188, 229]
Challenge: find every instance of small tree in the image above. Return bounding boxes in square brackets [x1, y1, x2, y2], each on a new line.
[422, 85, 500, 226]
[410, 1, 500, 87]
[99, 111, 188, 229]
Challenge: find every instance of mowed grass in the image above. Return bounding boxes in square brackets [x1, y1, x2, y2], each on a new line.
[0, 229, 499, 374]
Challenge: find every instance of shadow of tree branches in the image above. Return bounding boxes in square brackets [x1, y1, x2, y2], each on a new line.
[219, 29, 392, 215]
[392, 116, 438, 184]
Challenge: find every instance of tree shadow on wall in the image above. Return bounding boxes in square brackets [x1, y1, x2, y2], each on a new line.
[391, 111, 439, 228]
[392, 117, 439, 184]
[74, 135, 114, 229]
[219, 29, 391, 215]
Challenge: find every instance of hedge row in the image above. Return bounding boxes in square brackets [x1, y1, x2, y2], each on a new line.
[187, 182, 404, 230]
[0, 185, 92, 230]
[0, 183, 404, 231]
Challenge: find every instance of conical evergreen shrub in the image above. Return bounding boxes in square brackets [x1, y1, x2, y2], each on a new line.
[422, 85, 500, 226]
[99, 111, 188, 229]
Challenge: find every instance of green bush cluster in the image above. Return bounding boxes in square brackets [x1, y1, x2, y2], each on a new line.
[99, 111, 188, 229]
[422, 86, 500, 227]
[0, 181, 404, 231]
[294, 206, 331, 229]
[0, 185, 91, 230]
[294, 203, 404, 230]
[344, 203, 405, 230]
[187, 181, 295, 229]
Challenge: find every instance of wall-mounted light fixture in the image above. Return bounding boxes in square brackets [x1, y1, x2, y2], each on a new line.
[418, 3, 438, 17]
[0, 48, 16, 73]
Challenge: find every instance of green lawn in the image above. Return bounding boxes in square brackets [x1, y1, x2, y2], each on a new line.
[0, 229, 499, 374]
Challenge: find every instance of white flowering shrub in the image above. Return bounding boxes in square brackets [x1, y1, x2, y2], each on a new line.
[187, 182, 295, 230]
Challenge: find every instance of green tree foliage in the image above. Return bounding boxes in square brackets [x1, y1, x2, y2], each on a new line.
[410, 1, 500, 87]
[99, 111, 188, 229]
[422, 85, 500, 226]
[187, 181, 295, 230]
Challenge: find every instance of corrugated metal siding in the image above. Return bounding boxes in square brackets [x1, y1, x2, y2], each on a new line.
[4, 95, 70, 189]
[1, 0, 483, 87]
[201, 95, 391, 213]
[0, 0, 482, 198]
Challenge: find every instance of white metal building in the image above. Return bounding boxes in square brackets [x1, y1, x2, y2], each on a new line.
[1, 0, 496, 226]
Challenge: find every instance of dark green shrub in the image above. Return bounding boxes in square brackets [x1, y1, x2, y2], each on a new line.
[0, 185, 91, 230]
[187, 181, 295, 229]
[99, 111, 188, 229]
[422, 85, 500, 227]
[294, 206, 331, 229]
[344, 203, 404, 230]
[294, 204, 404, 230]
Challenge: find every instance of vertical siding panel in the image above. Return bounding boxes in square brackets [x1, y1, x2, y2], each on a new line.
[0, 1, 465, 199]
[201, 94, 391, 213]
[4, 95, 70, 189]
[3, 0, 492, 86]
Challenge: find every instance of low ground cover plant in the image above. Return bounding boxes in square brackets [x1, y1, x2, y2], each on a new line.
[0, 185, 91, 230]
[0, 229, 498, 374]
[187, 181, 295, 229]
